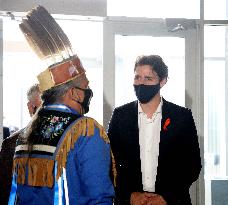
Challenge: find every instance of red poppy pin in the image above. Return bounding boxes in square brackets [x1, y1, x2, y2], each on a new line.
[163, 118, 170, 131]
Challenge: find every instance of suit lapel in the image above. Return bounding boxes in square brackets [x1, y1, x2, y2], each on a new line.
[129, 101, 143, 189]
[160, 98, 171, 140]
[130, 99, 172, 159]
[126, 101, 140, 161]
[130, 99, 172, 156]
[131, 99, 171, 143]
[130, 101, 139, 144]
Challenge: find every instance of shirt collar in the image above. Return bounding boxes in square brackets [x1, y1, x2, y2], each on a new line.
[44, 103, 80, 115]
[138, 97, 163, 115]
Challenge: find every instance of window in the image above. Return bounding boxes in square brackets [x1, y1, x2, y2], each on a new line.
[204, 25, 228, 204]
[3, 17, 103, 130]
[204, 0, 228, 20]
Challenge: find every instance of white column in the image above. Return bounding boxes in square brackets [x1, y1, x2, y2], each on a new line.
[225, 27, 228, 176]
[103, 19, 115, 130]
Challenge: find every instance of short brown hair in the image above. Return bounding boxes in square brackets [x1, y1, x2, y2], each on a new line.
[134, 55, 168, 80]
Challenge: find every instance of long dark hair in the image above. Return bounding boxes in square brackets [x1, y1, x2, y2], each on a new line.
[21, 75, 86, 151]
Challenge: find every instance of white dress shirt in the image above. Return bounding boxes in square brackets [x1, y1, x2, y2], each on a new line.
[138, 98, 163, 192]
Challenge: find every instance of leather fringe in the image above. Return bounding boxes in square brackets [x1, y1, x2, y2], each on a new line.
[56, 117, 108, 179]
[55, 117, 117, 186]
[13, 117, 117, 188]
[13, 157, 54, 188]
[111, 151, 117, 187]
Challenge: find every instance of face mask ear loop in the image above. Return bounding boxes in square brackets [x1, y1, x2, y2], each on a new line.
[73, 87, 93, 114]
[72, 87, 84, 114]
[74, 99, 84, 114]
[74, 86, 85, 91]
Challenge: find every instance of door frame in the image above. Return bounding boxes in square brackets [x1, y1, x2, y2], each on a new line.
[103, 16, 204, 205]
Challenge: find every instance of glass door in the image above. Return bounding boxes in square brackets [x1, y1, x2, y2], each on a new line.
[114, 35, 185, 107]
[103, 17, 203, 205]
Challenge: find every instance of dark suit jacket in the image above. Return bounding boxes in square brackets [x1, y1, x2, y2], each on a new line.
[3, 127, 10, 140]
[108, 99, 201, 205]
[0, 130, 21, 205]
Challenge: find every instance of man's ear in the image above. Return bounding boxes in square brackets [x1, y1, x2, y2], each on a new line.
[69, 87, 81, 102]
[27, 102, 34, 117]
[160, 78, 167, 88]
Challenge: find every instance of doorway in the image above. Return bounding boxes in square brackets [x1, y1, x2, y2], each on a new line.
[103, 17, 203, 205]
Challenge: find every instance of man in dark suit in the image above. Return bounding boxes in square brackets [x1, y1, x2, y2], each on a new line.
[108, 55, 201, 205]
[3, 127, 10, 140]
[0, 84, 42, 205]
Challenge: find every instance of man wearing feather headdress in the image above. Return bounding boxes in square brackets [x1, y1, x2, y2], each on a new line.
[8, 6, 115, 205]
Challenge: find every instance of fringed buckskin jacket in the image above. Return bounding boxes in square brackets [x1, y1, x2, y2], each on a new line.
[8, 104, 115, 205]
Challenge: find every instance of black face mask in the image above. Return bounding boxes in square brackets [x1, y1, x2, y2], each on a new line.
[134, 83, 160, 104]
[75, 87, 93, 114]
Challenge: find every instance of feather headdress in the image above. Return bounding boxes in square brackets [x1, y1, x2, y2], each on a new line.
[20, 5, 85, 92]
